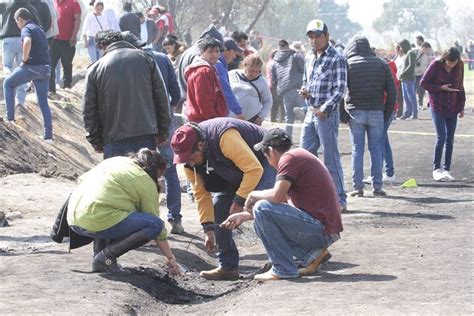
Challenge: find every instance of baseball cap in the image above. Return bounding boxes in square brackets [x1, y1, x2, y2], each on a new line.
[121, 31, 146, 48]
[170, 125, 199, 164]
[224, 37, 243, 54]
[253, 128, 292, 151]
[306, 19, 328, 35]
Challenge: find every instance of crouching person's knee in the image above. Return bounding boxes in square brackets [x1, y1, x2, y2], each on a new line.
[253, 200, 273, 221]
[143, 216, 165, 240]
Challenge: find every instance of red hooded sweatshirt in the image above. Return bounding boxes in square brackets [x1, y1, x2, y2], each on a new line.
[184, 58, 228, 123]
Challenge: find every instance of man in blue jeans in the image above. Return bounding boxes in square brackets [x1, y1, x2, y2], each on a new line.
[171, 118, 276, 280]
[4, 8, 52, 141]
[299, 19, 347, 211]
[222, 128, 342, 281]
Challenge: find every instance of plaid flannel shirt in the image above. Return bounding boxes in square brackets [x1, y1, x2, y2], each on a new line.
[303, 45, 347, 114]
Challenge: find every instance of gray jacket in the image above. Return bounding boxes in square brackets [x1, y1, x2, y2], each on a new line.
[344, 36, 396, 120]
[83, 41, 171, 146]
[271, 49, 305, 96]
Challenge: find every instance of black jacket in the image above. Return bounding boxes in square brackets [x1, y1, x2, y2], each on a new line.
[83, 41, 171, 147]
[30, 0, 51, 34]
[119, 12, 141, 38]
[344, 36, 396, 119]
[0, 0, 41, 39]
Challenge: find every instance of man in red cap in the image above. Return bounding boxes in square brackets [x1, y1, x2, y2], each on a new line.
[171, 117, 275, 280]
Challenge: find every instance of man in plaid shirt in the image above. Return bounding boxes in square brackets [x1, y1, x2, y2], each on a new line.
[299, 19, 348, 212]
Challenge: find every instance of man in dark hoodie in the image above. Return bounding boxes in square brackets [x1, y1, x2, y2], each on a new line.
[177, 25, 243, 119]
[343, 36, 396, 197]
[0, 0, 41, 108]
[398, 39, 417, 120]
[270, 39, 305, 137]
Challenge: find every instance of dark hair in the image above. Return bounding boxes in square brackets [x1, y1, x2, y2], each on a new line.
[14, 8, 31, 21]
[95, 30, 123, 49]
[437, 47, 464, 91]
[421, 41, 431, 49]
[231, 31, 248, 43]
[135, 12, 144, 19]
[278, 39, 289, 49]
[262, 141, 292, 155]
[416, 35, 424, 42]
[123, 2, 132, 12]
[89, 0, 95, 6]
[130, 148, 166, 183]
[198, 36, 222, 52]
[443, 46, 461, 62]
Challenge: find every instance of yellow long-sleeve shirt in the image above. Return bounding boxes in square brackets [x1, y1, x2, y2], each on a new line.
[184, 128, 263, 224]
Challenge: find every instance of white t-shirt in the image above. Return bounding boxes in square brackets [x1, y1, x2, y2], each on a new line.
[82, 13, 110, 37]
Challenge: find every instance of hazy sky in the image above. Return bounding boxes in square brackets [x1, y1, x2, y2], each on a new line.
[342, 0, 471, 30]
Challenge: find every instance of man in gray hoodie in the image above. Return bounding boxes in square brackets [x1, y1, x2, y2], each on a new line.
[270, 39, 305, 137]
[398, 39, 417, 120]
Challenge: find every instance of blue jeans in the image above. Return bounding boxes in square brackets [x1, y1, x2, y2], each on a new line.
[281, 89, 305, 137]
[213, 159, 276, 270]
[382, 112, 395, 177]
[4, 64, 52, 139]
[431, 109, 458, 171]
[2, 37, 27, 105]
[402, 79, 417, 118]
[253, 200, 337, 278]
[158, 140, 182, 223]
[349, 110, 384, 190]
[71, 211, 163, 241]
[103, 134, 156, 159]
[300, 110, 347, 206]
[86, 36, 101, 63]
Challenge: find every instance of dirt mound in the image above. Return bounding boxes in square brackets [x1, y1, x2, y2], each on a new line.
[0, 75, 100, 179]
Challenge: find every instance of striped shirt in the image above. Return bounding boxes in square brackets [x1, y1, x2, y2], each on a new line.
[420, 60, 465, 118]
[303, 44, 347, 114]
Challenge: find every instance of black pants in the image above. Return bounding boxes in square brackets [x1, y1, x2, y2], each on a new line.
[50, 39, 76, 92]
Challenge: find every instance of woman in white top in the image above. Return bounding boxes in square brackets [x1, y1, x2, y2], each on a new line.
[82, 1, 110, 63]
[228, 55, 272, 125]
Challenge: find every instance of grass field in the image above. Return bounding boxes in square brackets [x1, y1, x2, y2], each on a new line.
[464, 64, 473, 108]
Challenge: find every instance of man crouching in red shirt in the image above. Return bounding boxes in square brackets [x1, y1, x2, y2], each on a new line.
[221, 128, 343, 281]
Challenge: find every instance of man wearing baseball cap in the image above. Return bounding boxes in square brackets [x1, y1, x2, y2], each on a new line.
[298, 19, 348, 212]
[170, 117, 276, 280]
[221, 128, 343, 281]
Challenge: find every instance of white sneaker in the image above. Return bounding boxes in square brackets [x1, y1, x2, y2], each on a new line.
[433, 169, 446, 181]
[443, 170, 454, 181]
[383, 174, 396, 182]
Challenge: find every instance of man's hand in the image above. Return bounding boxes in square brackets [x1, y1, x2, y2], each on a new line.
[166, 256, 181, 276]
[253, 116, 263, 126]
[311, 108, 328, 119]
[244, 193, 258, 212]
[229, 202, 243, 215]
[92, 143, 103, 153]
[459, 110, 464, 118]
[441, 84, 460, 92]
[298, 87, 311, 100]
[220, 212, 252, 230]
[155, 134, 168, 146]
[204, 231, 215, 253]
[70, 37, 77, 47]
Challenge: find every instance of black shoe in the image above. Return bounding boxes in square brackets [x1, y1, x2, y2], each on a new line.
[373, 189, 387, 197]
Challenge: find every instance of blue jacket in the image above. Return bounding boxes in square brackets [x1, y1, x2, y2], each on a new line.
[147, 49, 181, 107]
[216, 55, 242, 115]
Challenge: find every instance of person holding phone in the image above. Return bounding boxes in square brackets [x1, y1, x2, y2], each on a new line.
[420, 47, 465, 181]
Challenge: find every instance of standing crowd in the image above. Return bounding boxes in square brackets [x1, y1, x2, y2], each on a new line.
[1, 1, 466, 281]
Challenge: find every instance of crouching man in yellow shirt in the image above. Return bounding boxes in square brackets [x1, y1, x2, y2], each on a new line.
[171, 117, 276, 280]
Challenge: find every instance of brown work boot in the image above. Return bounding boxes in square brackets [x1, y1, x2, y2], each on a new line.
[298, 249, 332, 276]
[254, 269, 281, 282]
[199, 267, 239, 281]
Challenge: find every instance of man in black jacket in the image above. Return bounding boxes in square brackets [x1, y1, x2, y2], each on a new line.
[119, 2, 140, 38]
[0, 0, 41, 108]
[83, 30, 171, 159]
[343, 36, 396, 197]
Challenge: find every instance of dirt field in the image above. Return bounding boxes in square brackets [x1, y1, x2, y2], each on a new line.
[0, 78, 473, 314]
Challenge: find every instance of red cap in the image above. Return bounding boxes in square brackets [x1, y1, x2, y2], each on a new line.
[171, 125, 198, 164]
